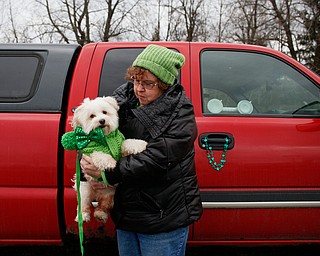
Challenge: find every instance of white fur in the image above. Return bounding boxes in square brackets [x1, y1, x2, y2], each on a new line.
[72, 96, 119, 135]
[72, 96, 147, 223]
[122, 139, 147, 156]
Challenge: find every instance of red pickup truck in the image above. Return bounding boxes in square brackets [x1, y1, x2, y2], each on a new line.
[1, 42, 320, 246]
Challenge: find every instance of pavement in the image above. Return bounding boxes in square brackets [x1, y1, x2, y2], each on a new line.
[0, 239, 319, 256]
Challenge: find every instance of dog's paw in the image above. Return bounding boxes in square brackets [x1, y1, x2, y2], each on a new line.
[94, 210, 108, 223]
[122, 139, 147, 156]
[75, 212, 91, 222]
[91, 151, 117, 170]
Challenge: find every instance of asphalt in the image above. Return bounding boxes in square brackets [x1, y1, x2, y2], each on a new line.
[0, 242, 319, 256]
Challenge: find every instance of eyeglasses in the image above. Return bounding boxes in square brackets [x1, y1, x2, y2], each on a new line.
[131, 76, 158, 89]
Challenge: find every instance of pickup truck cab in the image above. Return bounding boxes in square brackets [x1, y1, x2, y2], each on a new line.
[1, 42, 320, 245]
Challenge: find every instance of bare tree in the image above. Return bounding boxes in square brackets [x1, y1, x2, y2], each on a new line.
[0, 0, 31, 43]
[98, 0, 140, 42]
[150, 0, 161, 41]
[131, 0, 209, 41]
[0, 0, 318, 74]
[163, 0, 175, 41]
[125, 0, 158, 41]
[213, 0, 235, 42]
[269, 0, 298, 59]
[34, 0, 140, 45]
[297, 0, 320, 74]
[230, 0, 275, 46]
[34, 0, 87, 44]
[127, 0, 182, 42]
[173, 0, 208, 41]
[7, 1, 20, 43]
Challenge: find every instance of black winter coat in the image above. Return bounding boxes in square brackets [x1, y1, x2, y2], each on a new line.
[105, 82, 203, 234]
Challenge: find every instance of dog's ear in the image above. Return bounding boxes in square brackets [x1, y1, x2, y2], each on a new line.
[72, 107, 82, 128]
[83, 97, 90, 104]
[103, 96, 119, 111]
[71, 98, 90, 128]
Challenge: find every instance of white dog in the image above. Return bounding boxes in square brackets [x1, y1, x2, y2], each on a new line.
[61, 96, 147, 223]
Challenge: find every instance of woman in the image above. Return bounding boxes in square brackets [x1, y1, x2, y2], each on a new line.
[81, 44, 203, 256]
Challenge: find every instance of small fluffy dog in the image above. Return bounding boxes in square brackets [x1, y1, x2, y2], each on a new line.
[61, 96, 147, 223]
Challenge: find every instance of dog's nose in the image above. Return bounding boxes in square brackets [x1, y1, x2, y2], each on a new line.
[99, 119, 105, 125]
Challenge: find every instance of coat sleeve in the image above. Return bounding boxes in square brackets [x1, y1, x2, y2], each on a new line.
[106, 99, 197, 185]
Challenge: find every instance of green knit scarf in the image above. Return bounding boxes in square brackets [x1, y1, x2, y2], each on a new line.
[61, 126, 125, 160]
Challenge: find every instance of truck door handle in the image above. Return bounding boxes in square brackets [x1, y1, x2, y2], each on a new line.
[199, 133, 234, 150]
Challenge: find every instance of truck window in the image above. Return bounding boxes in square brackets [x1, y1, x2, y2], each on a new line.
[201, 50, 320, 116]
[99, 48, 144, 97]
[0, 53, 42, 103]
[99, 47, 182, 97]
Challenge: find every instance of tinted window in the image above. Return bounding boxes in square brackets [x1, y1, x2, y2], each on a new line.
[201, 50, 320, 116]
[0, 53, 42, 102]
[99, 47, 182, 97]
[99, 48, 144, 96]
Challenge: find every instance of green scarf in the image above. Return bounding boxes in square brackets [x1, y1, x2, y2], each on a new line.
[61, 126, 125, 160]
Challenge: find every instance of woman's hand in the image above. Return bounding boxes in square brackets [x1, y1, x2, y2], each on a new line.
[80, 154, 101, 179]
[80, 154, 107, 190]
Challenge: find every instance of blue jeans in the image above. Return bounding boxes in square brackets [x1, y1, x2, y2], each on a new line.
[116, 226, 189, 256]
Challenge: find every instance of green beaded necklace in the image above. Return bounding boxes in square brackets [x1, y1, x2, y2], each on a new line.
[203, 136, 229, 171]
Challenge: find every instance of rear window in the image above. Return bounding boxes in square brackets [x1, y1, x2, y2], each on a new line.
[0, 53, 43, 102]
[99, 47, 182, 97]
[99, 48, 143, 96]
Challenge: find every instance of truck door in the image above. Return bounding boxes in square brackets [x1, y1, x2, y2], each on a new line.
[190, 43, 320, 243]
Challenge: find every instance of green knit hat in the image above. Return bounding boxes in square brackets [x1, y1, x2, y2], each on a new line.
[132, 44, 185, 86]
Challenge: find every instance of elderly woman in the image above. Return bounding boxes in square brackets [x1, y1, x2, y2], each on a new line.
[81, 44, 203, 256]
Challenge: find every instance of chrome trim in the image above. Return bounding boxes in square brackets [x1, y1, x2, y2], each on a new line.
[202, 201, 320, 209]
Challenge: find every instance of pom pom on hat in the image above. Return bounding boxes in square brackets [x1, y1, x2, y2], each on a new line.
[132, 44, 185, 86]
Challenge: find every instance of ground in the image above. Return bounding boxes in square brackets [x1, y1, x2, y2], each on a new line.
[0, 239, 319, 256]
